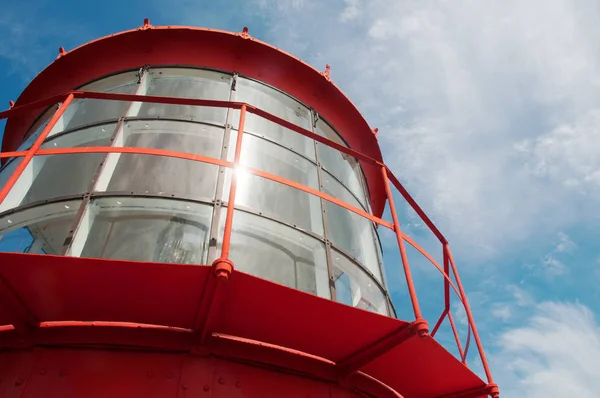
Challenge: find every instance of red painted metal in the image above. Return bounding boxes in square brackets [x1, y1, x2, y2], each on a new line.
[0, 22, 498, 397]
[381, 166, 424, 324]
[0, 252, 487, 397]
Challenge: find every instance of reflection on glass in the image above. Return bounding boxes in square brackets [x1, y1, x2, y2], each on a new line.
[233, 77, 314, 160]
[0, 157, 22, 193]
[138, 68, 231, 126]
[218, 209, 330, 298]
[224, 132, 322, 234]
[322, 172, 382, 281]
[100, 121, 223, 201]
[62, 97, 132, 133]
[316, 119, 366, 207]
[18, 105, 59, 150]
[332, 249, 388, 315]
[0, 200, 81, 254]
[41, 123, 116, 149]
[78, 197, 212, 264]
[0, 152, 106, 213]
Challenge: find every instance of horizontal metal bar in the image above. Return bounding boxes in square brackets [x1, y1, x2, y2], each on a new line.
[0, 93, 67, 121]
[0, 151, 27, 159]
[385, 166, 447, 244]
[247, 166, 394, 230]
[35, 146, 233, 168]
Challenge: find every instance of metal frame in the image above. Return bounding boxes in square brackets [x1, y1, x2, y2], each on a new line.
[0, 89, 497, 397]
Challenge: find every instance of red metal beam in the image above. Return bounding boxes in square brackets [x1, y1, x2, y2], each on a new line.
[336, 319, 427, 376]
[385, 165, 447, 245]
[446, 245, 495, 388]
[381, 166, 424, 322]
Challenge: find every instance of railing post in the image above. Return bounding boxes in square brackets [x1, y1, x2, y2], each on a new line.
[212, 104, 246, 280]
[445, 244, 495, 388]
[381, 167, 425, 330]
[0, 93, 75, 206]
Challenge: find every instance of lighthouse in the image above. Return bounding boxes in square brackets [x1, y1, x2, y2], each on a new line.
[0, 20, 498, 398]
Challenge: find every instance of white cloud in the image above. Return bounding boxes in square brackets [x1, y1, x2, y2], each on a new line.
[496, 301, 600, 397]
[252, 0, 600, 261]
[492, 304, 512, 322]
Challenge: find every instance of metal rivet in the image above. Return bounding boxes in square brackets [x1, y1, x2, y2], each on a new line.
[218, 377, 225, 385]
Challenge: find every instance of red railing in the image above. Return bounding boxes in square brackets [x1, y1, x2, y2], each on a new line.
[0, 90, 497, 396]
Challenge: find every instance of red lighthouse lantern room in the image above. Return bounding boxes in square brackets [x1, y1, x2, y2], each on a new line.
[0, 20, 499, 398]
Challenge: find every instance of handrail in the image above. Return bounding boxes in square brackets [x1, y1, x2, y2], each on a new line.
[0, 90, 495, 394]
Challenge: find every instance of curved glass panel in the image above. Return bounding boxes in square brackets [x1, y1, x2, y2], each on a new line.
[18, 104, 59, 150]
[224, 132, 322, 235]
[138, 68, 231, 126]
[332, 249, 388, 315]
[41, 123, 117, 149]
[79, 71, 139, 93]
[122, 119, 223, 159]
[218, 209, 330, 298]
[0, 153, 106, 213]
[316, 119, 366, 208]
[94, 120, 224, 202]
[98, 154, 219, 203]
[234, 77, 315, 160]
[77, 196, 212, 264]
[0, 157, 22, 193]
[0, 199, 81, 255]
[322, 172, 382, 281]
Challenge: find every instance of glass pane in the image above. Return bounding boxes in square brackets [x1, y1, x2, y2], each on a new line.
[79, 71, 139, 93]
[218, 209, 329, 298]
[77, 197, 212, 264]
[0, 200, 81, 254]
[316, 119, 367, 208]
[332, 249, 388, 315]
[18, 105, 59, 150]
[0, 157, 22, 193]
[122, 119, 223, 159]
[232, 78, 314, 160]
[60, 97, 132, 133]
[138, 68, 232, 126]
[0, 154, 104, 213]
[236, 77, 311, 130]
[41, 123, 116, 149]
[97, 154, 218, 202]
[98, 121, 223, 201]
[232, 114, 316, 161]
[224, 169, 323, 236]
[322, 172, 382, 281]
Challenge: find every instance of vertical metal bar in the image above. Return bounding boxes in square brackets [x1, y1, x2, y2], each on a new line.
[446, 243, 494, 384]
[220, 104, 246, 259]
[312, 111, 336, 301]
[0, 93, 74, 206]
[381, 166, 423, 321]
[447, 311, 465, 362]
[430, 309, 448, 337]
[208, 73, 237, 264]
[444, 246, 450, 311]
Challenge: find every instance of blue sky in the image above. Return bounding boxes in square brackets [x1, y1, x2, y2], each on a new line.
[2, 1, 600, 396]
